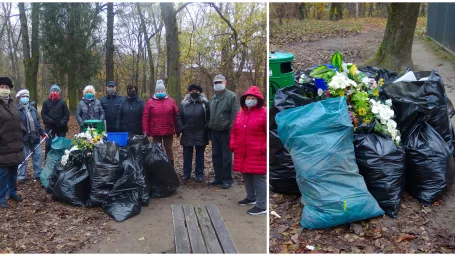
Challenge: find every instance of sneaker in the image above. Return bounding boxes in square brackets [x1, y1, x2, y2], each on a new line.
[208, 179, 223, 185]
[221, 182, 232, 189]
[196, 177, 204, 182]
[182, 175, 190, 181]
[9, 194, 23, 202]
[238, 198, 256, 206]
[0, 201, 8, 208]
[247, 206, 266, 215]
[17, 179, 26, 184]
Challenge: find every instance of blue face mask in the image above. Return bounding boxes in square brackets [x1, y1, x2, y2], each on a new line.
[85, 93, 94, 99]
[20, 97, 29, 105]
[156, 92, 166, 99]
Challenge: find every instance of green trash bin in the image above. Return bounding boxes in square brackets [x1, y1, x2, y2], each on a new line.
[269, 51, 295, 108]
[82, 120, 106, 134]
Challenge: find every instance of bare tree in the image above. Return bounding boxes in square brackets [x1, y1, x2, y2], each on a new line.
[106, 2, 114, 83]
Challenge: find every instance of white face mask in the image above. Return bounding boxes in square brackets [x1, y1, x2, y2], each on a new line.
[214, 83, 225, 91]
[245, 99, 257, 108]
[0, 88, 10, 98]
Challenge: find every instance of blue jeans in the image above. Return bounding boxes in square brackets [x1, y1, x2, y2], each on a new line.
[0, 166, 18, 203]
[183, 146, 206, 179]
[18, 142, 42, 180]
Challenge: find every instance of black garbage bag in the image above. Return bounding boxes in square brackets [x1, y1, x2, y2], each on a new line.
[127, 134, 149, 151]
[269, 84, 314, 194]
[52, 151, 90, 207]
[144, 142, 179, 198]
[448, 98, 455, 118]
[103, 158, 142, 222]
[46, 163, 65, 194]
[129, 143, 149, 206]
[354, 122, 406, 218]
[88, 142, 125, 207]
[358, 66, 399, 83]
[383, 71, 453, 152]
[404, 122, 455, 206]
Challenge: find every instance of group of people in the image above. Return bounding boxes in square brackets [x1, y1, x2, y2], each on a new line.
[0, 74, 266, 215]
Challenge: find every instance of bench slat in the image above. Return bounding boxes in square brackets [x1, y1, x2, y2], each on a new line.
[171, 205, 191, 253]
[194, 205, 224, 254]
[206, 204, 238, 254]
[183, 204, 207, 254]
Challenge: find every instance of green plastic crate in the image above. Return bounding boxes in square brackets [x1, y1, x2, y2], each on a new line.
[82, 120, 106, 134]
[269, 51, 295, 108]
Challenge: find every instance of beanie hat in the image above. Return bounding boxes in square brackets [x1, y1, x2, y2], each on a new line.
[188, 84, 202, 93]
[83, 85, 96, 94]
[16, 89, 30, 98]
[50, 84, 61, 93]
[0, 77, 13, 88]
[155, 80, 166, 92]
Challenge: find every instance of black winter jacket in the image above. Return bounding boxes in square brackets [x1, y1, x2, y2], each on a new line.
[0, 98, 25, 166]
[176, 93, 210, 146]
[101, 93, 123, 132]
[17, 103, 45, 144]
[116, 96, 144, 135]
[41, 99, 70, 133]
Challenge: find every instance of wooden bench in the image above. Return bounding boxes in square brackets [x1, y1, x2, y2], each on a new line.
[171, 204, 238, 254]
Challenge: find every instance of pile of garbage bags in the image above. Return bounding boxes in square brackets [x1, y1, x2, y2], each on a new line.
[272, 68, 455, 229]
[42, 136, 179, 222]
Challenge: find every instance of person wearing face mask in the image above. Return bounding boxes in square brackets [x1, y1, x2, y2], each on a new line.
[142, 79, 179, 166]
[230, 86, 267, 215]
[116, 85, 144, 135]
[208, 74, 240, 189]
[101, 81, 123, 132]
[0, 77, 25, 208]
[41, 84, 70, 159]
[76, 85, 105, 130]
[176, 84, 210, 182]
[16, 89, 48, 183]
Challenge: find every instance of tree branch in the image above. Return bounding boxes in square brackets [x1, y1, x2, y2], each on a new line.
[175, 3, 192, 14]
[206, 2, 238, 42]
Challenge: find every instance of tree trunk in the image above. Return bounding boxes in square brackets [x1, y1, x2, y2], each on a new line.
[3, 3, 22, 88]
[367, 3, 420, 71]
[329, 3, 342, 21]
[368, 3, 374, 17]
[298, 3, 306, 20]
[105, 2, 114, 83]
[160, 2, 181, 103]
[68, 71, 77, 113]
[19, 3, 40, 104]
[137, 3, 155, 96]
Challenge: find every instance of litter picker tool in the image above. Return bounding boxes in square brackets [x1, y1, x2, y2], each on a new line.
[18, 130, 52, 169]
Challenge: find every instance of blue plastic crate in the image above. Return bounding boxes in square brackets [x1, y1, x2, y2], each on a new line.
[106, 132, 128, 147]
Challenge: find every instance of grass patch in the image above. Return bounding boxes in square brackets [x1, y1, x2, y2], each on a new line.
[415, 17, 428, 37]
[421, 36, 455, 64]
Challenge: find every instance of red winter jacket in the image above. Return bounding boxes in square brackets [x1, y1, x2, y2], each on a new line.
[230, 86, 267, 175]
[142, 95, 178, 136]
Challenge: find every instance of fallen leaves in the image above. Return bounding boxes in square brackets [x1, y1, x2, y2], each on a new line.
[396, 234, 416, 243]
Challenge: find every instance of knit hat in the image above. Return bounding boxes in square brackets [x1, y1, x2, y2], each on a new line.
[213, 74, 226, 83]
[155, 80, 166, 92]
[16, 89, 30, 98]
[50, 84, 61, 93]
[188, 84, 202, 93]
[0, 77, 13, 88]
[83, 85, 96, 94]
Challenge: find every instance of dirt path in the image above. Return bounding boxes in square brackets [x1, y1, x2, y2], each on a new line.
[270, 30, 455, 253]
[79, 183, 266, 254]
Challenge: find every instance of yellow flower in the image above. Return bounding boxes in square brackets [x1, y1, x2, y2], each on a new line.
[339, 90, 345, 97]
[364, 118, 371, 124]
[373, 88, 379, 97]
[378, 78, 384, 86]
[358, 107, 366, 116]
[349, 65, 358, 77]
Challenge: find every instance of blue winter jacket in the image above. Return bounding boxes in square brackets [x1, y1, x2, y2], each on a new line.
[101, 93, 123, 132]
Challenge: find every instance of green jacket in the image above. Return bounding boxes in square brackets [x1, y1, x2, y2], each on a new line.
[209, 89, 240, 132]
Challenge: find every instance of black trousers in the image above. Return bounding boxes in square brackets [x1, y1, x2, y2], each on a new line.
[211, 130, 233, 183]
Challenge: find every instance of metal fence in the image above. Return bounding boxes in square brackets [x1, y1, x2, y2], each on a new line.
[427, 3, 455, 56]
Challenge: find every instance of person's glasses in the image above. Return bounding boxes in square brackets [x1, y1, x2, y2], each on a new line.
[214, 81, 223, 85]
[107, 86, 115, 88]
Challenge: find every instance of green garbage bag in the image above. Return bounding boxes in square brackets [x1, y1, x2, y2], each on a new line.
[276, 97, 384, 229]
[40, 137, 72, 188]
